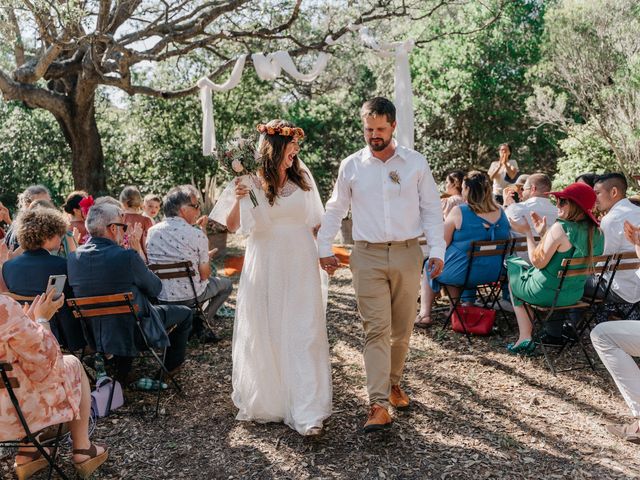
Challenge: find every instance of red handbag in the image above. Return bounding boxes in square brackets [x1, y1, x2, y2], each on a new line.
[451, 306, 496, 336]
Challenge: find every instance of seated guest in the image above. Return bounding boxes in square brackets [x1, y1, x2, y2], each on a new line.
[4, 185, 51, 249]
[143, 193, 162, 224]
[440, 170, 465, 219]
[576, 172, 598, 188]
[0, 292, 108, 479]
[147, 186, 232, 340]
[588, 173, 640, 310]
[62, 191, 90, 245]
[591, 220, 640, 443]
[415, 171, 510, 327]
[504, 173, 558, 257]
[506, 182, 604, 353]
[67, 204, 193, 376]
[2, 208, 85, 351]
[120, 186, 153, 256]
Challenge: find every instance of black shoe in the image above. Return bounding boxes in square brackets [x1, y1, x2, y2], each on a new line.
[537, 332, 564, 346]
[200, 330, 220, 344]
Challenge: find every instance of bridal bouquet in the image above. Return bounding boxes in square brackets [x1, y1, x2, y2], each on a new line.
[216, 137, 260, 207]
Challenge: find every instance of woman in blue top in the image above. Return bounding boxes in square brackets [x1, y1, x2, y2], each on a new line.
[415, 171, 510, 327]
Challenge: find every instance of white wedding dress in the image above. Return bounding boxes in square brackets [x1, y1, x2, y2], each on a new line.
[210, 169, 332, 434]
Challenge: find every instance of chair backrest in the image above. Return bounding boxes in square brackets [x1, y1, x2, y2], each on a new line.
[508, 236, 541, 255]
[557, 254, 612, 279]
[148, 261, 196, 280]
[0, 363, 20, 390]
[459, 239, 511, 288]
[1, 292, 37, 303]
[67, 292, 139, 319]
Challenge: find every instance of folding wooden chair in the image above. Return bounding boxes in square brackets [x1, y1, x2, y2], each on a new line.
[515, 255, 612, 375]
[0, 362, 69, 480]
[67, 292, 181, 417]
[440, 239, 512, 343]
[601, 251, 640, 320]
[148, 261, 216, 339]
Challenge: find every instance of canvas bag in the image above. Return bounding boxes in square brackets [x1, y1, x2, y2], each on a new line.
[451, 306, 496, 336]
[91, 376, 124, 417]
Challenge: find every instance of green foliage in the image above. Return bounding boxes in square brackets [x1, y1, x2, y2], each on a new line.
[411, 0, 560, 180]
[0, 102, 72, 210]
[552, 122, 618, 189]
[289, 65, 376, 199]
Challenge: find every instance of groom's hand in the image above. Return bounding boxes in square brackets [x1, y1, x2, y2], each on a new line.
[427, 258, 444, 278]
[319, 256, 339, 276]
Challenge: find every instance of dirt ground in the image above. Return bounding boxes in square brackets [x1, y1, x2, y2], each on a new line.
[2, 239, 640, 480]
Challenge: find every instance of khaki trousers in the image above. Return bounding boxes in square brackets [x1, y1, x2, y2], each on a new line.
[350, 239, 423, 407]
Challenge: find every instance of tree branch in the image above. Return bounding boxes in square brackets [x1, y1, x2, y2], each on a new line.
[6, 6, 25, 67]
[0, 67, 68, 117]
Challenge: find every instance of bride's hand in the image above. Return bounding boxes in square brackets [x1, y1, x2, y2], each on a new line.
[234, 178, 249, 200]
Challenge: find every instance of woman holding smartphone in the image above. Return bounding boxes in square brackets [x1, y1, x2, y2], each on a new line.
[1, 207, 85, 351]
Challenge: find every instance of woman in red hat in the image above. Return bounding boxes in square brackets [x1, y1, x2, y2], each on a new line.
[506, 182, 604, 354]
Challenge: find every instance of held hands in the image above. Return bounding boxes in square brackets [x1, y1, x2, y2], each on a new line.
[624, 220, 640, 247]
[24, 289, 65, 322]
[319, 255, 340, 276]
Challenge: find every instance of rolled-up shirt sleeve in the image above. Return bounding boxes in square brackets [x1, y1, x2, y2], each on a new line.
[418, 161, 446, 261]
[317, 160, 351, 258]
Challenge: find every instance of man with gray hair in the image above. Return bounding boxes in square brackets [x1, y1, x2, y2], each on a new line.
[147, 185, 232, 342]
[68, 203, 193, 376]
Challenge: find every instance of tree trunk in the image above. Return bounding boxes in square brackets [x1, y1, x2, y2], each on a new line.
[55, 96, 107, 194]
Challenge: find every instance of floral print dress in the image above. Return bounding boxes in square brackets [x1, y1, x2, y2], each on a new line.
[0, 296, 82, 441]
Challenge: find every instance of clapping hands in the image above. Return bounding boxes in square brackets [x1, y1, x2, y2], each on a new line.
[530, 212, 547, 236]
[0, 202, 11, 224]
[128, 222, 143, 249]
[624, 220, 640, 247]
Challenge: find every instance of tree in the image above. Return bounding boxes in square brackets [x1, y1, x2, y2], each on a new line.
[527, 0, 640, 178]
[410, 0, 556, 180]
[0, 0, 415, 193]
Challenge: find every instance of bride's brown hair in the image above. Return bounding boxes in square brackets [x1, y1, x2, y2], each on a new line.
[258, 119, 311, 206]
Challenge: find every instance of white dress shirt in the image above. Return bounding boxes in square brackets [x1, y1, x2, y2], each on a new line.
[600, 198, 640, 303]
[505, 196, 558, 234]
[317, 143, 446, 260]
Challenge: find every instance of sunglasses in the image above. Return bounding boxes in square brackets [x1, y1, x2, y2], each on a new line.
[188, 202, 201, 210]
[553, 197, 568, 207]
[108, 222, 128, 232]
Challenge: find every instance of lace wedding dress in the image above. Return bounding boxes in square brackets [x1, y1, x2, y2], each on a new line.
[210, 170, 332, 434]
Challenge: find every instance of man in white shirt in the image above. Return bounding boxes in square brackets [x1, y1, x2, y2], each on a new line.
[504, 173, 558, 260]
[317, 97, 445, 433]
[588, 173, 640, 309]
[147, 185, 232, 341]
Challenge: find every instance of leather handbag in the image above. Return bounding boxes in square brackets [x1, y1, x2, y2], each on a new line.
[451, 306, 496, 336]
[91, 376, 124, 417]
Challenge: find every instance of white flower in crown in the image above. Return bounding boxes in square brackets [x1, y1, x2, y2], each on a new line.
[231, 159, 244, 173]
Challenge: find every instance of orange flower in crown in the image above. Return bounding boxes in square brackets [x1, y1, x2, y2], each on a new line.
[256, 123, 305, 140]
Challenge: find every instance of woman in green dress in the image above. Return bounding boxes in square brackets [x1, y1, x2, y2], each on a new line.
[506, 182, 604, 353]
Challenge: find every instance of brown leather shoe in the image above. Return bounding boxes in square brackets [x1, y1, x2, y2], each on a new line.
[606, 420, 640, 444]
[389, 385, 410, 410]
[363, 403, 392, 433]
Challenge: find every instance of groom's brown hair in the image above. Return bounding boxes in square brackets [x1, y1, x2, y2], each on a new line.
[360, 97, 396, 124]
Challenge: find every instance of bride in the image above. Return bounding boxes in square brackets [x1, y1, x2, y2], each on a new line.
[210, 120, 332, 436]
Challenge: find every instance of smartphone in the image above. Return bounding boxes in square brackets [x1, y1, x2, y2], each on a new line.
[46, 274, 66, 300]
[513, 191, 520, 203]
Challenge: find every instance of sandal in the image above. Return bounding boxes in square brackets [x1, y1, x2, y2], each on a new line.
[414, 313, 433, 328]
[14, 448, 50, 480]
[73, 443, 108, 479]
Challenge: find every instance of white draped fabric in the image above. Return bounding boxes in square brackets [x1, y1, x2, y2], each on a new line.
[209, 164, 332, 434]
[197, 52, 329, 155]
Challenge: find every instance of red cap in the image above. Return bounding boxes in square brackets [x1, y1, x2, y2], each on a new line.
[548, 182, 599, 225]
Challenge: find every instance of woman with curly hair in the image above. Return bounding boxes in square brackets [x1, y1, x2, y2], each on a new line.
[1, 207, 85, 350]
[211, 119, 331, 436]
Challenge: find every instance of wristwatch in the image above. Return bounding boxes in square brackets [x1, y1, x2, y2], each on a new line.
[36, 318, 50, 325]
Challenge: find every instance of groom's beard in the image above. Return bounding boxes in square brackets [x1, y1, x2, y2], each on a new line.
[368, 137, 392, 152]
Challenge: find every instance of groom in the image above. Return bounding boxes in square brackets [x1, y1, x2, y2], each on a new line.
[317, 97, 445, 432]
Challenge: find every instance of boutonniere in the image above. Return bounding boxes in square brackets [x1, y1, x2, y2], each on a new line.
[389, 170, 401, 185]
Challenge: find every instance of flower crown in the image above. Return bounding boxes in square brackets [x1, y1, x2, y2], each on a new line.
[256, 123, 305, 139]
